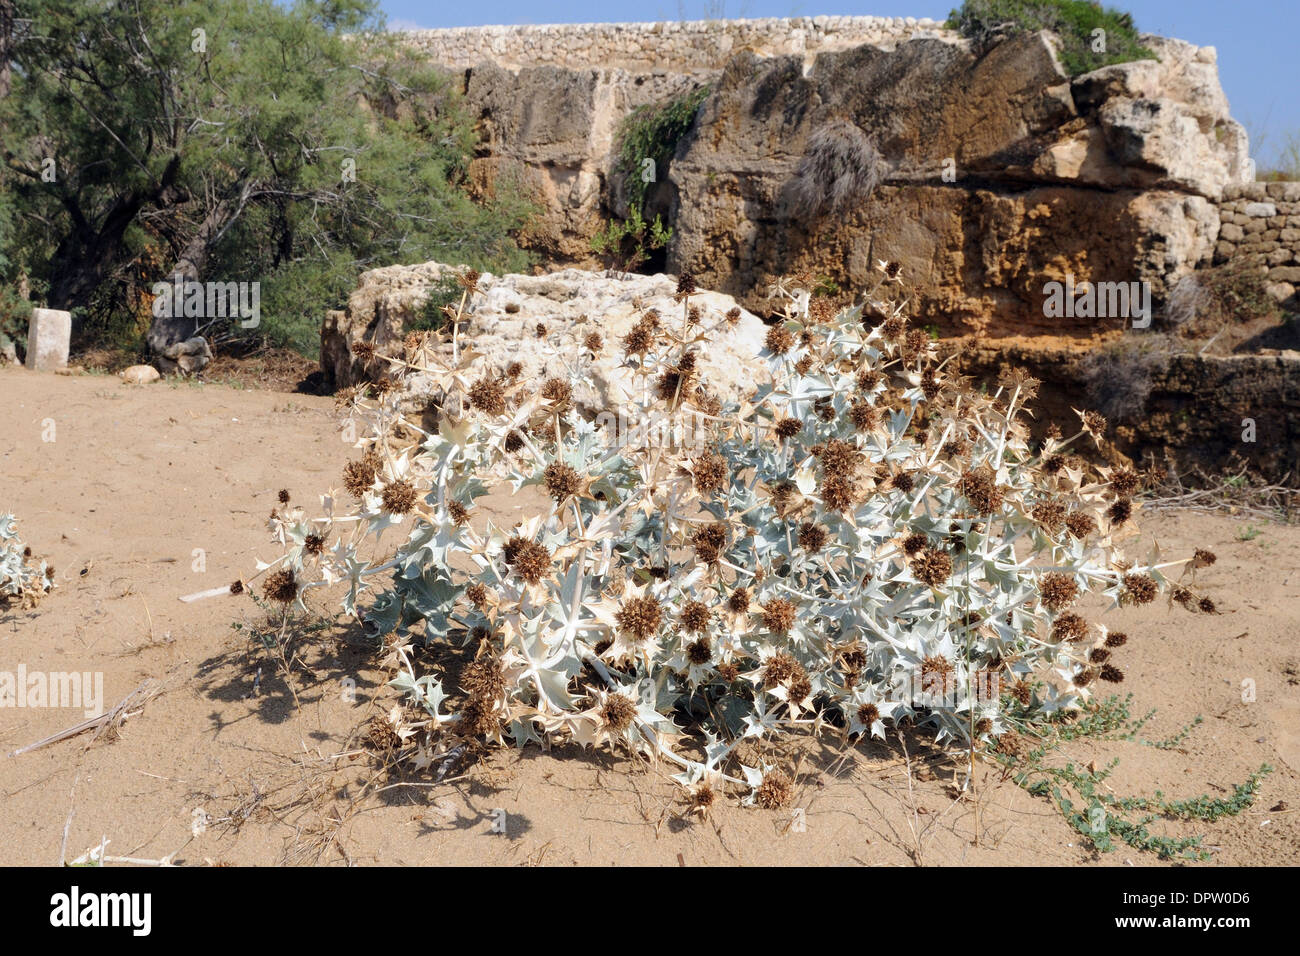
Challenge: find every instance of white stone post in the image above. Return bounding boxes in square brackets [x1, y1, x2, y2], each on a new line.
[25, 308, 72, 371]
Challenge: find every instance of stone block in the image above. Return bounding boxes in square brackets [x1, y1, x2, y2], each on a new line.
[24, 308, 71, 371]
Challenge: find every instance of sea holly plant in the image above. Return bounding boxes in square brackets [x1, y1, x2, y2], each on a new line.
[0, 513, 53, 609]
[250, 265, 1220, 803]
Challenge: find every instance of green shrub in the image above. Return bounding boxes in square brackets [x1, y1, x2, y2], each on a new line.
[614, 86, 710, 213]
[590, 204, 673, 274]
[947, 0, 1156, 76]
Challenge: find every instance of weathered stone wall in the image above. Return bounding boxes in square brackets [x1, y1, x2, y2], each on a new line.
[402, 16, 948, 73]
[1213, 181, 1300, 306]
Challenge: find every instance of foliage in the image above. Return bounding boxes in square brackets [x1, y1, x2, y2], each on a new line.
[0, 0, 533, 354]
[590, 86, 707, 275]
[614, 86, 710, 213]
[0, 513, 53, 609]
[996, 694, 1271, 859]
[253, 264, 1216, 802]
[947, 0, 1156, 76]
[412, 276, 466, 334]
[590, 204, 673, 275]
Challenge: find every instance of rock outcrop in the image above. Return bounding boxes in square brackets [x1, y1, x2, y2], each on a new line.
[320, 262, 769, 415]
[666, 31, 1246, 334]
[397, 22, 1248, 337]
[953, 342, 1300, 483]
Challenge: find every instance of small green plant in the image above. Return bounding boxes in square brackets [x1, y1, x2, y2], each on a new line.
[1236, 524, 1263, 541]
[614, 86, 711, 213]
[947, 0, 1157, 76]
[812, 276, 842, 298]
[996, 694, 1271, 860]
[593, 87, 708, 274]
[412, 276, 464, 333]
[590, 204, 673, 274]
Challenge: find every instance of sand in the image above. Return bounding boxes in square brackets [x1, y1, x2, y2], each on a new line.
[1, 365, 1297, 866]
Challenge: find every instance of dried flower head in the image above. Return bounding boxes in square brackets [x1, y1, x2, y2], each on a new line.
[543, 462, 582, 503]
[849, 401, 879, 431]
[540, 378, 573, 406]
[686, 637, 713, 665]
[1052, 612, 1090, 643]
[465, 582, 491, 610]
[680, 600, 711, 634]
[691, 522, 728, 564]
[798, 522, 828, 552]
[691, 452, 728, 495]
[911, 547, 952, 587]
[762, 598, 797, 634]
[505, 537, 552, 585]
[775, 417, 803, 440]
[765, 324, 795, 355]
[1065, 511, 1097, 539]
[617, 594, 664, 642]
[382, 479, 419, 515]
[1039, 572, 1079, 611]
[1031, 500, 1067, 534]
[263, 568, 298, 604]
[1122, 573, 1158, 606]
[343, 456, 378, 497]
[959, 466, 1004, 516]
[468, 376, 506, 416]
[755, 769, 793, 809]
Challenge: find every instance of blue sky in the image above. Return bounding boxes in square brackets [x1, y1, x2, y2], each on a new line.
[379, 1, 1298, 168]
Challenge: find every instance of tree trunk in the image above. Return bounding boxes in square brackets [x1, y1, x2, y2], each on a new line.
[0, 0, 13, 101]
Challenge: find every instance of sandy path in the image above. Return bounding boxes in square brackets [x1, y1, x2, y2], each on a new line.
[1, 366, 1297, 866]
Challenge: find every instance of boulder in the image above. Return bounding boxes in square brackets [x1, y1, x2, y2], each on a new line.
[146, 307, 213, 375]
[320, 262, 770, 415]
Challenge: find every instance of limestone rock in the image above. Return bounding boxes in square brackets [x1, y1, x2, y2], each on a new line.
[665, 31, 1229, 331]
[320, 262, 770, 415]
[119, 365, 162, 385]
